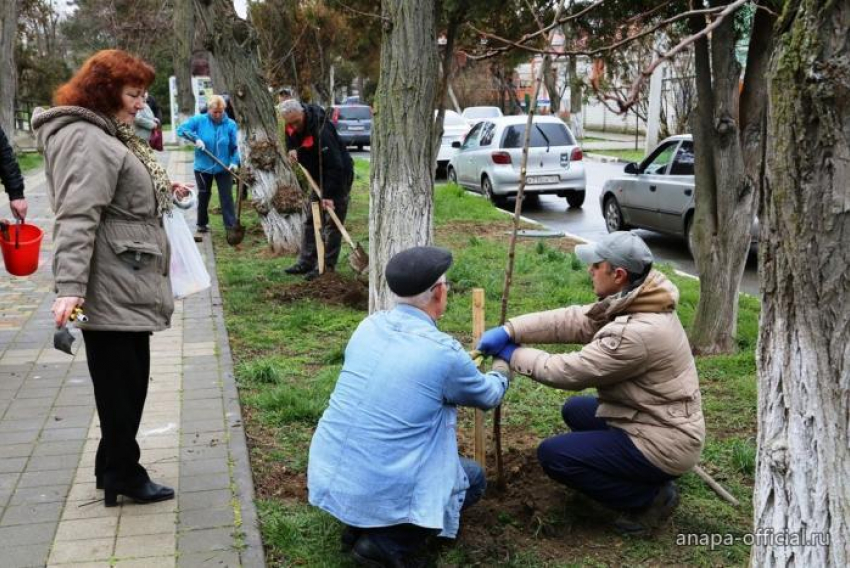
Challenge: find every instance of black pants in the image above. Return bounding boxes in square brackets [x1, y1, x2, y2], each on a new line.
[194, 170, 237, 229]
[83, 330, 151, 489]
[298, 192, 351, 271]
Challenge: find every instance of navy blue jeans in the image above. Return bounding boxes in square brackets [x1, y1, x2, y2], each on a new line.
[537, 396, 676, 512]
[194, 170, 237, 229]
[352, 457, 486, 557]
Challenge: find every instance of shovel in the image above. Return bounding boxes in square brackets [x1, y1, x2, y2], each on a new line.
[225, 177, 246, 246]
[296, 164, 369, 274]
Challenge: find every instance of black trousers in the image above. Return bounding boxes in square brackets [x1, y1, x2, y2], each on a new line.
[83, 330, 151, 489]
[298, 192, 351, 271]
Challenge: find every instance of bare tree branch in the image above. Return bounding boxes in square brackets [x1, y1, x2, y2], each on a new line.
[462, 1, 743, 62]
[330, 0, 388, 22]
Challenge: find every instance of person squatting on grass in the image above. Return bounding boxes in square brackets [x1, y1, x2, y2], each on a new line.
[477, 231, 705, 535]
[281, 99, 354, 281]
[176, 94, 241, 238]
[34, 49, 193, 508]
[308, 246, 510, 567]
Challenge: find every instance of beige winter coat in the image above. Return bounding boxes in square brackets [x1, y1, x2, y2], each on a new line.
[33, 107, 173, 332]
[506, 270, 704, 475]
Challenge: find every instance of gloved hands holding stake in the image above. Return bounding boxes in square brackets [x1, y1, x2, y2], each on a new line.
[475, 325, 521, 363]
[477, 326, 519, 355]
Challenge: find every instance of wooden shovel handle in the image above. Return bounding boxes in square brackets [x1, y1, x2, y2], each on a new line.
[297, 163, 357, 249]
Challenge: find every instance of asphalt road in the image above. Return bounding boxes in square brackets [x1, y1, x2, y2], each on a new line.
[349, 147, 759, 296]
[494, 160, 761, 296]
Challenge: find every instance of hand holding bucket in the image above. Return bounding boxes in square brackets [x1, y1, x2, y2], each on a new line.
[0, 220, 43, 277]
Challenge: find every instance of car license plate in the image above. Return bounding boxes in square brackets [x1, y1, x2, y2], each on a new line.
[348, 125, 365, 131]
[527, 175, 558, 184]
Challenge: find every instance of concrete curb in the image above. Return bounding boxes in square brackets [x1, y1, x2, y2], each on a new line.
[203, 234, 267, 568]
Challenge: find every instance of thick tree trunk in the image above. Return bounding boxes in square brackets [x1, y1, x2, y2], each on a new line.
[753, 2, 850, 565]
[193, 0, 304, 253]
[173, 0, 195, 121]
[689, 3, 767, 355]
[370, 0, 439, 312]
[1, 0, 18, 136]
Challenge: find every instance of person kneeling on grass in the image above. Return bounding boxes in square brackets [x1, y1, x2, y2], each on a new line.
[308, 246, 510, 567]
[476, 231, 705, 535]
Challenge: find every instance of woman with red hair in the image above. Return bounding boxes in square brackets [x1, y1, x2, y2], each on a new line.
[33, 49, 191, 507]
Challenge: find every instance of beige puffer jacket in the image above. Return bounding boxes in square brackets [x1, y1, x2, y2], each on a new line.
[33, 107, 173, 332]
[507, 270, 704, 475]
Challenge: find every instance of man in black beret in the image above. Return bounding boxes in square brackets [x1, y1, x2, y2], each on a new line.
[308, 246, 511, 567]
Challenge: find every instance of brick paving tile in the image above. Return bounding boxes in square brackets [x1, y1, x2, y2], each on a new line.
[0, 154, 263, 567]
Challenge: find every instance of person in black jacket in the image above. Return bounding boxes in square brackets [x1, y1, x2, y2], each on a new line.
[1, 126, 27, 221]
[281, 100, 354, 280]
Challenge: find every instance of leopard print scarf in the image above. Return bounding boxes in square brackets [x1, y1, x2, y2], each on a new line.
[113, 120, 173, 216]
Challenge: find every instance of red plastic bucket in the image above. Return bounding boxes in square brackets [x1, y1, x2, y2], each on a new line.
[1, 222, 44, 277]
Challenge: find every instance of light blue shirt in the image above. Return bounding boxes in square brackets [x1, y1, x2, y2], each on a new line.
[308, 304, 509, 538]
[176, 113, 240, 174]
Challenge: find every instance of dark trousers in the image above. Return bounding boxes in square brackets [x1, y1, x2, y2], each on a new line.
[298, 193, 350, 271]
[194, 170, 237, 229]
[83, 330, 151, 489]
[537, 396, 676, 512]
[350, 457, 486, 558]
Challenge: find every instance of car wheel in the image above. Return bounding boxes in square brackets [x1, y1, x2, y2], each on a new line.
[482, 176, 507, 207]
[686, 215, 698, 266]
[603, 196, 628, 233]
[566, 190, 585, 208]
[447, 166, 458, 184]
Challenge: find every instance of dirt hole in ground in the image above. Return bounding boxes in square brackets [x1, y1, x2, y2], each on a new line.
[266, 271, 369, 311]
[453, 431, 630, 565]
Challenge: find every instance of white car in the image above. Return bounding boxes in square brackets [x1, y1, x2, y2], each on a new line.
[436, 110, 470, 173]
[447, 115, 586, 208]
[461, 106, 503, 126]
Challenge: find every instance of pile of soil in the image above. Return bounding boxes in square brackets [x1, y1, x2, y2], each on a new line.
[451, 432, 629, 565]
[267, 271, 369, 311]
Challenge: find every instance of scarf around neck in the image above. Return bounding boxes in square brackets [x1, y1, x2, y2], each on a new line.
[113, 119, 172, 216]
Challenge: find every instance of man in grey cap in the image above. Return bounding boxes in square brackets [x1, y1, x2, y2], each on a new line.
[476, 231, 704, 535]
[308, 246, 510, 566]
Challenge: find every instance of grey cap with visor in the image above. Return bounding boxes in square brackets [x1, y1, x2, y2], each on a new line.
[574, 231, 654, 274]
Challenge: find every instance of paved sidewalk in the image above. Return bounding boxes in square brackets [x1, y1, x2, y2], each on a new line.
[0, 150, 264, 567]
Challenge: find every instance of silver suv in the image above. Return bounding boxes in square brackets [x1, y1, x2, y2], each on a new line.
[447, 115, 586, 208]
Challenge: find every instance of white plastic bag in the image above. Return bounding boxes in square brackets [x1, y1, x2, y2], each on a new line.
[163, 211, 211, 299]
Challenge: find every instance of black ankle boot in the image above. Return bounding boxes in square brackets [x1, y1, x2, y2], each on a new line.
[104, 480, 175, 507]
[284, 262, 315, 275]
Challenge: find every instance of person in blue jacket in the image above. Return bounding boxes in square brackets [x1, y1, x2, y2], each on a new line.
[308, 246, 511, 567]
[176, 95, 240, 236]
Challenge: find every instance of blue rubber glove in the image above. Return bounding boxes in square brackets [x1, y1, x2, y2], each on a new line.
[497, 342, 519, 363]
[477, 326, 511, 355]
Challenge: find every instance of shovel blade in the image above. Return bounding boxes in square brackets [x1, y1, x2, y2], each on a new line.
[226, 225, 246, 246]
[348, 244, 369, 274]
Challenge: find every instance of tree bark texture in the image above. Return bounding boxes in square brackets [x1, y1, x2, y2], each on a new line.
[1, 0, 18, 136]
[689, 2, 770, 355]
[753, 1, 850, 565]
[173, 0, 195, 120]
[192, 0, 304, 254]
[369, 0, 439, 312]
